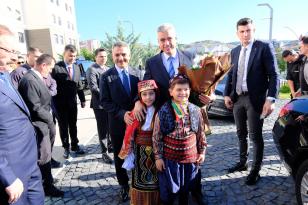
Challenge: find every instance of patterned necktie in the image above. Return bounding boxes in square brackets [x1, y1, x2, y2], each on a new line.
[122, 69, 130, 95]
[168, 56, 175, 78]
[236, 48, 247, 95]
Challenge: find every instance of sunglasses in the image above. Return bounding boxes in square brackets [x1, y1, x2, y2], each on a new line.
[17, 61, 24, 65]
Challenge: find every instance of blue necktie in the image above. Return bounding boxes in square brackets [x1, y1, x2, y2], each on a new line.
[168, 56, 175, 78]
[122, 70, 130, 95]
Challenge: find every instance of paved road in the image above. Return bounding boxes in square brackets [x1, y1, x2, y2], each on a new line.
[46, 99, 297, 205]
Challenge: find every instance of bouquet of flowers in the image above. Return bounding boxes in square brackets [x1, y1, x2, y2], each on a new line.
[178, 53, 231, 107]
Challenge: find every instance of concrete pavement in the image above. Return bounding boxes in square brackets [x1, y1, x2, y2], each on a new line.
[46, 98, 297, 205]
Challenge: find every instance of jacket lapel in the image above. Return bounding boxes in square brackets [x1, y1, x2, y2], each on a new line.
[158, 53, 171, 81]
[246, 41, 257, 74]
[110, 67, 130, 98]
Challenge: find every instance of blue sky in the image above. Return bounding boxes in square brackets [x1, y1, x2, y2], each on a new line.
[75, 0, 307, 44]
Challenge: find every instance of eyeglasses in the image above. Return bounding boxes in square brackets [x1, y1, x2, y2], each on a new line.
[0, 46, 20, 55]
[17, 61, 24, 65]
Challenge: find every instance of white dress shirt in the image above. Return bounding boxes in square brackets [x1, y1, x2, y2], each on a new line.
[141, 106, 155, 131]
[162, 51, 179, 75]
[238, 40, 254, 92]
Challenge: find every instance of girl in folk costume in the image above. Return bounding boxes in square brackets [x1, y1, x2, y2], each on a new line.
[119, 80, 160, 205]
[152, 74, 207, 205]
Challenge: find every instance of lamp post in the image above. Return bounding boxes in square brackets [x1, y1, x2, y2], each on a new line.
[284, 26, 298, 39]
[257, 3, 273, 42]
[123, 20, 134, 34]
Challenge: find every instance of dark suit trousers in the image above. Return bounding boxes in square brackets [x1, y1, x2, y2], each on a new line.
[57, 104, 79, 149]
[93, 109, 111, 153]
[233, 95, 264, 171]
[39, 161, 54, 189]
[110, 133, 129, 186]
[0, 167, 44, 205]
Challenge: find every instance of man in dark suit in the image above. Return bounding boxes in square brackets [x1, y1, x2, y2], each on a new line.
[51, 44, 86, 159]
[224, 18, 279, 185]
[10, 47, 42, 89]
[100, 41, 139, 202]
[18, 54, 64, 197]
[86, 48, 113, 164]
[0, 24, 44, 205]
[298, 35, 308, 95]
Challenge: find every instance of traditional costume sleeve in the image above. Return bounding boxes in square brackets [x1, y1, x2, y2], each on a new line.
[118, 112, 139, 159]
[196, 111, 207, 155]
[152, 113, 164, 160]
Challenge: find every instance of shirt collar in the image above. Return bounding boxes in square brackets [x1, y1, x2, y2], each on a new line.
[115, 64, 129, 75]
[31, 68, 43, 80]
[163, 50, 178, 61]
[241, 39, 254, 50]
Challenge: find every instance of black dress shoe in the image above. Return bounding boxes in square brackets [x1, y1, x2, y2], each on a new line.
[192, 192, 207, 205]
[71, 146, 85, 155]
[227, 162, 248, 173]
[246, 171, 260, 185]
[45, 185, 64, 197]
[51, 158, 62, 168]
[102, 153, 113, 164]
[120, 185, 129, 202]
[63, 149, 70, 159]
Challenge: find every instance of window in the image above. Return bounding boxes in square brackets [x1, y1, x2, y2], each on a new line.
[56, 0, 59, 6]
[69, 6, 72, 13]
[71, 24, 74, 31]
[15, 10, 21, 21]
[18, 32, 24, 43]
[60, 35, 64, 45]
[73, 39, 76, 45]
[65, 3, 68, 11]
[54, 34, 58, 44]
[58, 17, 61, 25]
[67, 21, 70, 29]
[50, 0, 53, 2]
[7, 6, 12, 12]
[69, 38, 72, 44]
[52, 14, 56, 24]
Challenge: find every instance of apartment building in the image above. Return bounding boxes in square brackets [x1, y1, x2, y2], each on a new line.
[80, 39, 101, 51]
[0, 0, 27, 55]
[21, 0, 79, 59]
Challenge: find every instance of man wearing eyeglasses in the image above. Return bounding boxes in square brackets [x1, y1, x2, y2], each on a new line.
[0, 24, 44, 205]
[10, 47, 42, 89]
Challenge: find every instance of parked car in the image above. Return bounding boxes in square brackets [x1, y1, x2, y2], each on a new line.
[76, 58, 94, 95]
[272, 97, 308, 205]
[207, 76, 233, 117]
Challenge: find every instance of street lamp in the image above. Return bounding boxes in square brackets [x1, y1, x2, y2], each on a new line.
[257, 3, 273, 42]
[123, 20, 134, 34]
[284, 26, 298, 39]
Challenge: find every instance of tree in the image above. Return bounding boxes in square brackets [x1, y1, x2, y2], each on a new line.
[275, 47, 287, 74]
[80, 48, 95, 61]
[101, 22, 158, 69]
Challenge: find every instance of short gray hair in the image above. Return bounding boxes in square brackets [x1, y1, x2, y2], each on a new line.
[157, 23, 176, 35]
[112, 41, 130, 51]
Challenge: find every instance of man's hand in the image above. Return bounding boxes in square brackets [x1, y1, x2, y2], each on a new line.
[293, 90, 301, 98]
[224, 96, 233, 109]
[155, 159, 165, 172]
[5, 178, 24, 204]
[196, 154, 205, 164]
[133, 100, 146, 121]
[261, 100, 275, 118]
[81, 101, 86, 108]
[124, 111, 134, 125]
[199, 93, 216, 105]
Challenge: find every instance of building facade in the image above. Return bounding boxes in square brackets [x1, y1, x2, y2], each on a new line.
[80, 39, 101, 52]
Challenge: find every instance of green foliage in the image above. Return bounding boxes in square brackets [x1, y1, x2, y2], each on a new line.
[280, 84, 291, 93]
[101, 22, 158, 69]
[275, 47, 287, 73]
[80, 48, 95, 61]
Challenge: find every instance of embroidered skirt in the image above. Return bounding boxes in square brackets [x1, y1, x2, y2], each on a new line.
[131, 130, 160, 205]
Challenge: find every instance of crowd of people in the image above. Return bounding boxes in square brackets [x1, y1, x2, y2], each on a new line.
[1, 16, 308, 205]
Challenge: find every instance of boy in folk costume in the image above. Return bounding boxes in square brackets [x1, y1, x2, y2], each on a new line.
[153, 74, 207, 205]
[119, 80, 160, 205]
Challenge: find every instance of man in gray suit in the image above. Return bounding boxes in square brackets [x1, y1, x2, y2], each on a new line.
[86, 48, 113, 164]
[18, 54, 64, 197]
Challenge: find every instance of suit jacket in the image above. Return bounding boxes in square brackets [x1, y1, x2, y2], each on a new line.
[10, 63, 31, 89]
[51, 61, 85, 107]
[86, 63, 109, 109]
[143, 49, 194, 107]
[18, 70, 53, 164]
[100, 67, 139, 136]
[224, 40, 279, 113]
[0, 71, 40, 196]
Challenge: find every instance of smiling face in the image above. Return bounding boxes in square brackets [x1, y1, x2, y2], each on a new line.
[237, 23, 255, 47]
[140, 89, 156, 107]
[0, 35, 18, 70]
[157, 30, 177, 56]
[112, 46, 130, 68]
[169, 83, 190, 104]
